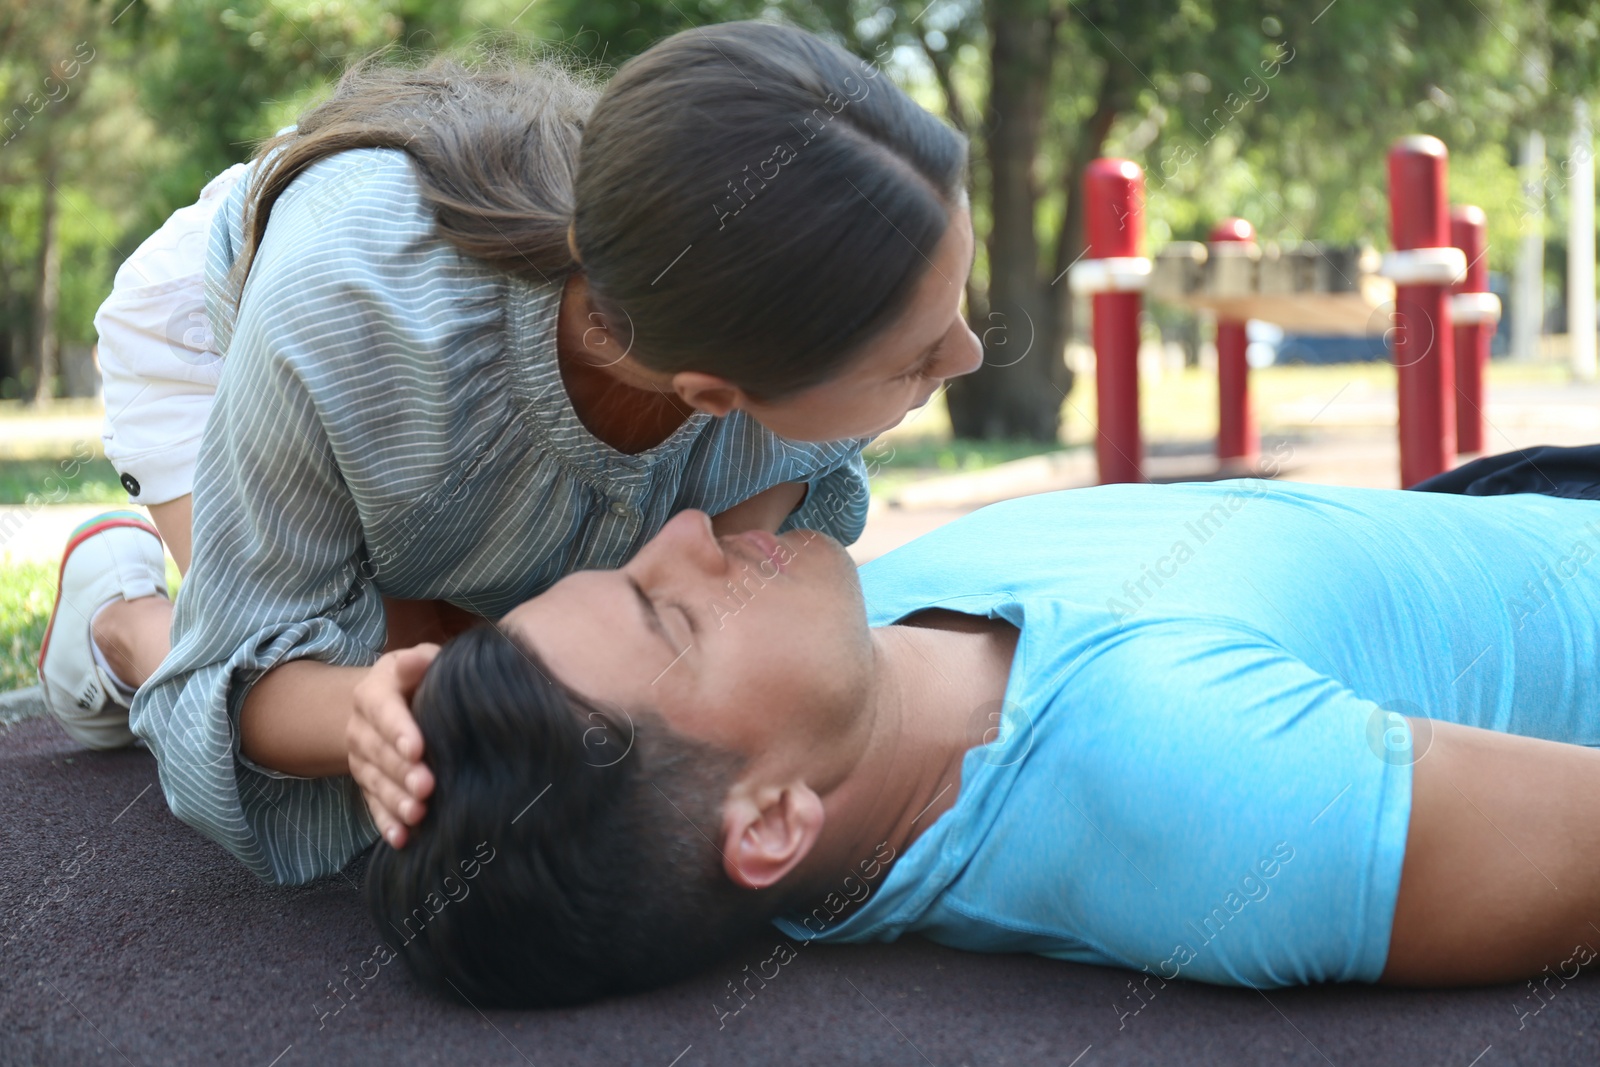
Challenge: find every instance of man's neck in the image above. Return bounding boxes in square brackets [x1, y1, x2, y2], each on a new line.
[799, 612, 1018, 905]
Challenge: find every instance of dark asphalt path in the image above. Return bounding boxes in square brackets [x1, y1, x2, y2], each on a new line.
[2, 714, 1596, 1066]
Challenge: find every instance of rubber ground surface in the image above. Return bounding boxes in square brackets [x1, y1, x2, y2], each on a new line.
[2, 714, 1596, 1066]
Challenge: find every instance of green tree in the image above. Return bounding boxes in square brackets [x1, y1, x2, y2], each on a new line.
[527, 0, 1600, 441]
[10, 0, 1599, 432]
[944, 0, 1550, 441]
[0, 0, 501, 400]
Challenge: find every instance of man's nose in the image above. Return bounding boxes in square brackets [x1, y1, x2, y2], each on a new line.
[642, 509, 725, 576]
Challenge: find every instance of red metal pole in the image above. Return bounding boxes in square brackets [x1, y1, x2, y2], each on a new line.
[1210, 217, 1258, 466]
[1450, 205, 1491, 454]
[1085, 158, 1144, 484]
[1387, 136, 1456, 487]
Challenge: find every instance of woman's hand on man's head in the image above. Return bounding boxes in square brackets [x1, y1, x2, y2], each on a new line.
[349, 644, 439, 849]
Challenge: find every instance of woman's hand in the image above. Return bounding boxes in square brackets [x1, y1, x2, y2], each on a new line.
[348, 643, 439, 849]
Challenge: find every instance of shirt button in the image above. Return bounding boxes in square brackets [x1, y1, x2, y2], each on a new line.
[609, 500, 630, 517]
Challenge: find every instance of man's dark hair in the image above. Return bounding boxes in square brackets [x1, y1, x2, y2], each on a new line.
[365, 624, 780, 1007]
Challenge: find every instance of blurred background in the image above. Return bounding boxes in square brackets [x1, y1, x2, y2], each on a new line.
[4, 0, 1599, 415]
[3, 0, 1600, 687]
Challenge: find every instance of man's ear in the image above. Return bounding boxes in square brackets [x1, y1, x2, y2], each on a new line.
[720, 783, 825, 890]
[672, 371, 753, 419]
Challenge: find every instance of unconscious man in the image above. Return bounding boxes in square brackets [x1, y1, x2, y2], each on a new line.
[367, 477, 1600, 1006]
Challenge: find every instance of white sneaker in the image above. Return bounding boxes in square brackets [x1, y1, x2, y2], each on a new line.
[37, 510, 168, 750]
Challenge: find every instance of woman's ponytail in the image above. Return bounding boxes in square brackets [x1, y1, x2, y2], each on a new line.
[233, 53, 598, 298]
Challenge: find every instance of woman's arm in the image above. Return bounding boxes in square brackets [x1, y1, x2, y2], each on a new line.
[782, 449, 872, 544]
[1381, 718, 1600, 985]
[347, 600, 482, 847]
[134, 150, 447, 883]
[240, 661, 366, 777]
[242, 599, 482, 834]
[380, 597, 487, 652]
[709, 480, 807, 536]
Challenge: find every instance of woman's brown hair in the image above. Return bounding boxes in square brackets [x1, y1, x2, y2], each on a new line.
[235, 22, 968, 399]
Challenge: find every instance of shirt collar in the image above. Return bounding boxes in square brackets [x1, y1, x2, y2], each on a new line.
[503, 277, 714, 476]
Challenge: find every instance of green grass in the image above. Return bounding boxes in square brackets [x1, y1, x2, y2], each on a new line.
[866, 437, 1072, 499]
[0, 556, 180, 696]
[1062, 357, 1581, 447]
[0, 457, 127, 505]
[0, 561, 54, 693]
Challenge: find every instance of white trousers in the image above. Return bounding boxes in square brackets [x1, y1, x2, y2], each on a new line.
[95, 163, 247, 504]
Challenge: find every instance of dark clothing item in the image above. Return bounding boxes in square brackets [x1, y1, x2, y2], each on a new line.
[1409, 445, 1600, 502]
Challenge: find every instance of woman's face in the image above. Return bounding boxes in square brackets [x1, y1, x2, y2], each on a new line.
[740, 203, 982, 443]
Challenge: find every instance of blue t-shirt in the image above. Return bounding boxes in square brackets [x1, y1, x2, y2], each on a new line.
[774, 481, 1600, 987]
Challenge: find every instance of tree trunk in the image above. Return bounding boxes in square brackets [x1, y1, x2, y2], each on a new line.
[946, 0, 1058, 441]
[31, 157, 60, 408]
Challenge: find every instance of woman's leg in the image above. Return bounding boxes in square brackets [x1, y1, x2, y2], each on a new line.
[148, 495, 192, 573]
[87, 494, 188, 690]
[80, 170, 250, 698]
[89, 489, 485, 688]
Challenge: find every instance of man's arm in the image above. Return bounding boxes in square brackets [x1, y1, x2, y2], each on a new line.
[1381, 718, 1600, 985]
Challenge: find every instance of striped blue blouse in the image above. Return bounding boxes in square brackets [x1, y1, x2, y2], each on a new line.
[130, 147, 871, 885]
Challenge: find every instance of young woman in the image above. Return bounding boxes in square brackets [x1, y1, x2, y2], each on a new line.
[36, 21, 982, 884]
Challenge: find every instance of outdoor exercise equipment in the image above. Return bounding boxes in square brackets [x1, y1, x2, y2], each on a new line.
[1077, 136, 1479, 487]
[1073, 158, 1148, 486]
[1210, 218, 1258, 466]
[1382, 135, 1464, 486]
[1449, 205, 1499, 455]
